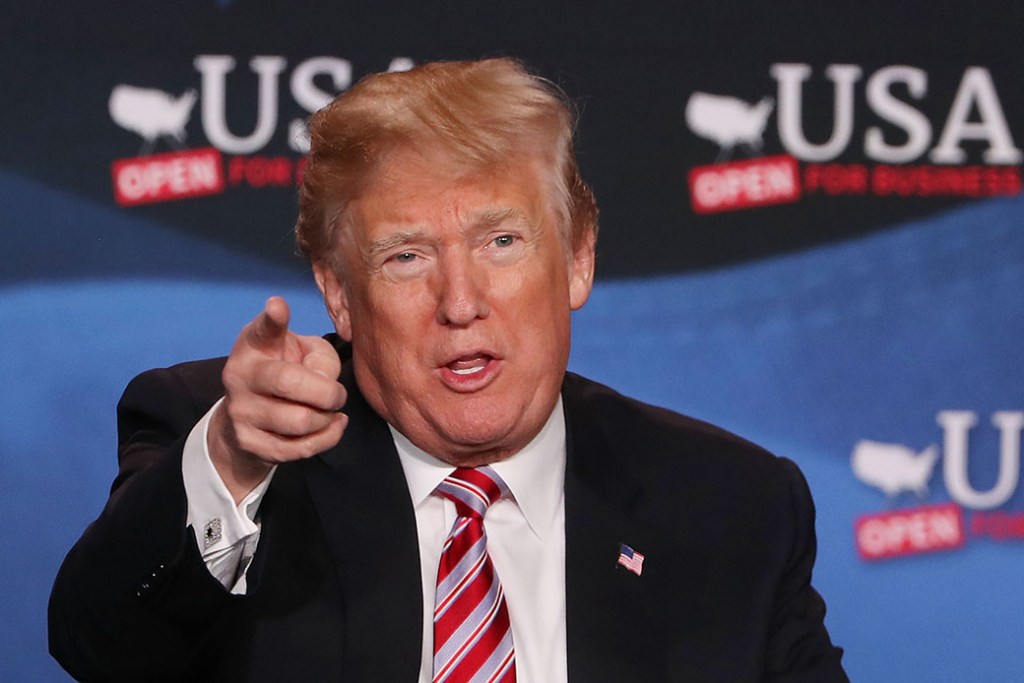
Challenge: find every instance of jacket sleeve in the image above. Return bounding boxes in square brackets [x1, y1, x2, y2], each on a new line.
[48, 359, 239, 681]
[764, 457, 849, 683]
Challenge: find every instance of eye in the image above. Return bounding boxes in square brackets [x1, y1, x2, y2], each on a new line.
[392, 251, 418, 264]
[492, 234, 516, 248]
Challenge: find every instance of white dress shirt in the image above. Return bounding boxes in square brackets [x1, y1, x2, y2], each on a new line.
[182, 398, 568, 683]
[391, 398, 567, 683]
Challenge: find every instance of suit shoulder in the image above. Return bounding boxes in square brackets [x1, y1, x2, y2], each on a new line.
[563, 372, 773, 457]
[118, 357, 228, 442]
[562, 372, 794, 484]
[121, 357, 227, 409]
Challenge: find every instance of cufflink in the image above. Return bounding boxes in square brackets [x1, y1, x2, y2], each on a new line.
[203, 518, 223, 549]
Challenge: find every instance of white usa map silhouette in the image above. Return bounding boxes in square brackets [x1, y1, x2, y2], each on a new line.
[851, 439, 939, 498]
[109, 85, 197, 156]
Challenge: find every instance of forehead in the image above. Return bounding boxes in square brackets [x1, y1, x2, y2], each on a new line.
[346, 148, 553, 236]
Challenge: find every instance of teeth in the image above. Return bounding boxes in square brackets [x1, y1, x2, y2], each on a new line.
[447, 354, 491, 378]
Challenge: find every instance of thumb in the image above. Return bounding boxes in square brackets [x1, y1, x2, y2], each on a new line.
[299, 335, 342, 380]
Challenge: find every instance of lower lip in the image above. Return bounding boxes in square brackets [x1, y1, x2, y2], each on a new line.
[438, 358, 501, 392]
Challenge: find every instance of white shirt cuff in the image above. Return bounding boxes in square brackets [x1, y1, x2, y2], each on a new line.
[182, 398, 276, 593]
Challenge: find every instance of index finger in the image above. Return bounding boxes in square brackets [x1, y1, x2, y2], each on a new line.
[246, 296, 291, 353]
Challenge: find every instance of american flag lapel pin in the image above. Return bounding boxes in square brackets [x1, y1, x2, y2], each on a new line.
[617, 543, 645, 576]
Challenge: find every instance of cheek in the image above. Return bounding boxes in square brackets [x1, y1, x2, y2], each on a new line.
[354, 287, 432, 353]
[507, 271, 573, 343]
[352, 313, 418, 402]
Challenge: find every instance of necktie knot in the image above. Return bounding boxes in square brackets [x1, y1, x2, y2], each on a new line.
[435, 466, 510, 520]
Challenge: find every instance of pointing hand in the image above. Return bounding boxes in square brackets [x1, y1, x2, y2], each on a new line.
[208, 296, 348, 503]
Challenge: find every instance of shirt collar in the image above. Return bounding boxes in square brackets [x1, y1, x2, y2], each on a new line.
[391, 396, 566, 541]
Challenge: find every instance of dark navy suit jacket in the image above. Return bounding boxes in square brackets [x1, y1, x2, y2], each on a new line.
[50, 337, 847, 681]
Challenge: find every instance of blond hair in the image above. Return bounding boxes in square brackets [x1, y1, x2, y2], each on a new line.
[295, 58, 598, 262]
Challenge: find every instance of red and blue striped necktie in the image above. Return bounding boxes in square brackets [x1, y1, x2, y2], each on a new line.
[432, 466, 517, 683]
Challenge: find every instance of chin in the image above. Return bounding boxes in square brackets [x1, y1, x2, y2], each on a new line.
[442, 416, 513, 449]
[438, 399, 538, 452]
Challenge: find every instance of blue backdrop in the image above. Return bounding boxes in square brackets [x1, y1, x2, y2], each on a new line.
[5, 168, 1023, 680]
[3, 2, 1024, 680]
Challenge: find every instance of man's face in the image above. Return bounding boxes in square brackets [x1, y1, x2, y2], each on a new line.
[315, 148, 595, 465]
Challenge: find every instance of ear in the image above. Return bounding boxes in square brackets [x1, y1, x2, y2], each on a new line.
[313, 261, 353, 341]
[568, 228, 596, 310]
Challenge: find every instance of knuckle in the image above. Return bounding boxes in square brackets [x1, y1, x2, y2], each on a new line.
[273, 363, 305, 397]
[285, 409, 318, 436]
[223, 356, 262, 395]
[221, 362, 243, 392]
[276, 405, 330, 438]
[272, 436, 314, 462]
[223, 400, 249, 428]
[232, 426, 262, 456]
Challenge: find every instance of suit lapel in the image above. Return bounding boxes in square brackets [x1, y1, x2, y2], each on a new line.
[562, 374, 668, 681]
[296, 344, 668, 681]
[302, 362, 423, 682]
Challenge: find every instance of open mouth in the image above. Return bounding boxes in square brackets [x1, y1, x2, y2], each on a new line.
[447, 354, 492, 376]
[438, 352, 501, 391]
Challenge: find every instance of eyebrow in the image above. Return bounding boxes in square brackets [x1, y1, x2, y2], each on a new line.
[471, 207, 522, 230]
[366, 230, 430, 259]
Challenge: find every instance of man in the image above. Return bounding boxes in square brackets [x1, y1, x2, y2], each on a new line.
[50, 58, 848, 681]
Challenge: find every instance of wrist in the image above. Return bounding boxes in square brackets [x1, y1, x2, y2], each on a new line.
[208, 403, 273, 505]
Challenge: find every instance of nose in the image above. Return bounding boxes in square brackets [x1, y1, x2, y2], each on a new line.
[435, 251, 490, 326]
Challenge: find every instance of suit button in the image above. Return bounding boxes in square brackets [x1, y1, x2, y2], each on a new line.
[136, 563, 167, 601]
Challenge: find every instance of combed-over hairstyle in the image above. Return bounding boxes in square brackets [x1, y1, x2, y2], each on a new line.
[295, 58, 598, 263]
